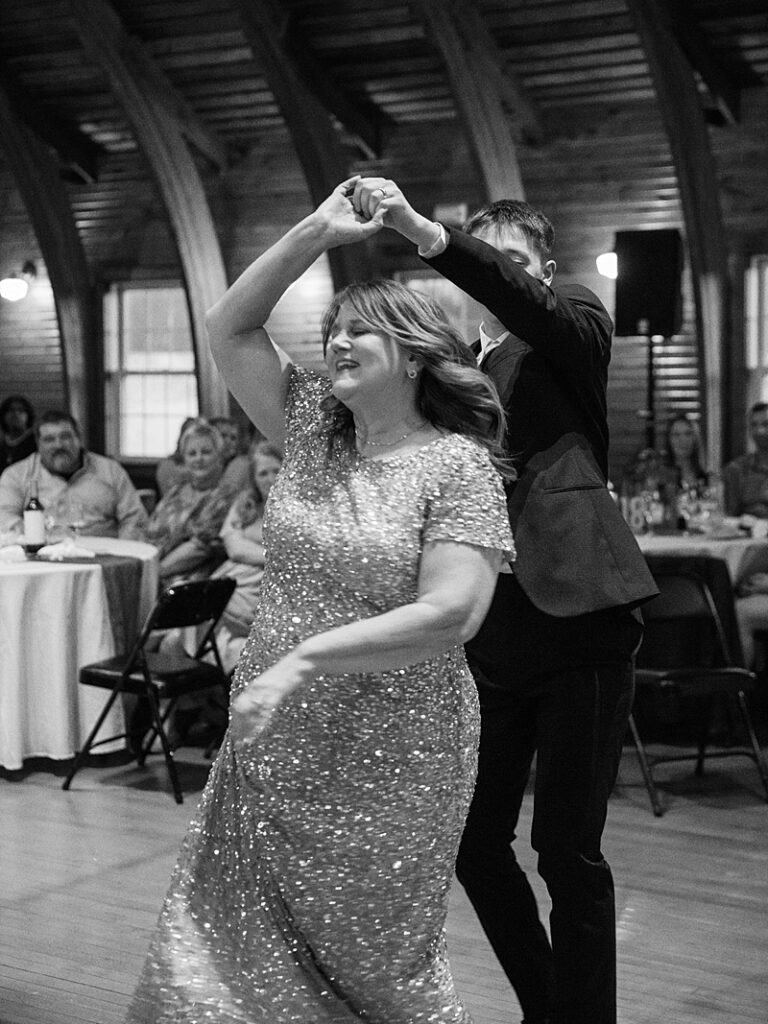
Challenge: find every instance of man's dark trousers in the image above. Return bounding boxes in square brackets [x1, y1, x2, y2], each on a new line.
[457, 574, 639, 1024]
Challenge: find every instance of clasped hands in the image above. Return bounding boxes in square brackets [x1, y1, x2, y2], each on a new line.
[317, 174, 414, 246]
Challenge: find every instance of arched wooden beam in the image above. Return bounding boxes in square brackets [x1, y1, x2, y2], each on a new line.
[0, 66, 103, 184]
[67, 0, 230, 417]
[413, 0, 541, 202]
[234, 0, 375, 290]
[280, 12, 390, 161]
[626, 0, 729, 466]
[669, 3, 740, 125]
[0, 83, 100, 448]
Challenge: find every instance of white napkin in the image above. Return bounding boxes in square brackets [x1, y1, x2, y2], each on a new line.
[36, 540, 96, 560]
[0, 544, 26, 563]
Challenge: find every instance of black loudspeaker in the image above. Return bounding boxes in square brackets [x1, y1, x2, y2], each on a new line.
[613, 229, 683, 337]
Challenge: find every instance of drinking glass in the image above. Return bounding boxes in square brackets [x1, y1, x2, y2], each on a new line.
[65, 500, 86, 541]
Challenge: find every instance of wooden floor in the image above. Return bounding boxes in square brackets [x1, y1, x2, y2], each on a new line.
[1, 742, 767, 1024]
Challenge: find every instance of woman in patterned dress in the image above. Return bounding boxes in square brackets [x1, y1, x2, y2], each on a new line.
[145, 419, 234, 587]
[127, 177, 514, 1024]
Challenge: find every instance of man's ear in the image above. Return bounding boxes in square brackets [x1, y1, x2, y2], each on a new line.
[542, 259, 556, 286]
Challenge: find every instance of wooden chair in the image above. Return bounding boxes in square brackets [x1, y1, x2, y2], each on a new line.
[63, 576, 236, 803]
[628, 566, 768, 816]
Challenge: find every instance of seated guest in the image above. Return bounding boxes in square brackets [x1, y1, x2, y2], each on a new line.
[0, 410, 146, 539]
[722, 402, 768, 517]
[155, 416, 197, 497]
[145, 418, 234, 586]
[0, 394, 37, 469]
[141, 433, 276, 747]
[657, 412, 711, 528]
[735, 573, 768, 670]
[661, 412, 709, 494]
[209, 440, 283, 672]
[210, 415, 251, 494]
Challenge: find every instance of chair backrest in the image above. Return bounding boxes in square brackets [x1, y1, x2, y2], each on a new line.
[144, 577, 237, 633]
[125, 576, 237, 668]
[637, 567, 733, 671]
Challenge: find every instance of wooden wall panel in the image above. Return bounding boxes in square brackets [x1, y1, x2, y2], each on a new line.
[69, 152, 179, 276]
[0, 171, 66, 417]
[0, 283, 67, 417]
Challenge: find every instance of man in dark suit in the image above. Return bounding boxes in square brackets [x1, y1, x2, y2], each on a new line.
[350, 178, 658, 1024]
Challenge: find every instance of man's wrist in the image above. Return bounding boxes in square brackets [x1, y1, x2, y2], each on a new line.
[417, 223, 448, 259]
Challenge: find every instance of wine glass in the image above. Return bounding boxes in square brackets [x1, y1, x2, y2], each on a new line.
[676, 486, 699, 534]
[64, 500, 87, 542]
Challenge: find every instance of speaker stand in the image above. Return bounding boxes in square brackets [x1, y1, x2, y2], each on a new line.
[644, 329, 655, 448]
[637, 327, 669, 450]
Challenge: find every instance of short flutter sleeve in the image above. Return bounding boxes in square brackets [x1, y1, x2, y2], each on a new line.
[283, 364, 333, 462]
[423, 436, 515, 563]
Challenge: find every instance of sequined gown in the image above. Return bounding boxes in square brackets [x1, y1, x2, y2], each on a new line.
[127, 368, 514, 1024]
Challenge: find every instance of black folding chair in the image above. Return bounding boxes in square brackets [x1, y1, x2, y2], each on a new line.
[63, 576, 237, 803]
[628, 566, 768, 816]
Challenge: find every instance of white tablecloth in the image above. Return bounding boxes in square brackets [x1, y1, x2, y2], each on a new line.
[637, 533, 768, 584]
[0, 536, 159, 770]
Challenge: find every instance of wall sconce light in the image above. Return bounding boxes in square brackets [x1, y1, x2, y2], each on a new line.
[596, 252, 617, 279]
[0, 261, 37, 302]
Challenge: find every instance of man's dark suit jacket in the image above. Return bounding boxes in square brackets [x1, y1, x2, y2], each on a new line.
[427, 227, 657, 626]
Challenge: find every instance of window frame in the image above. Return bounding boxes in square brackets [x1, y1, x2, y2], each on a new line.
[103, 279, 199, 460]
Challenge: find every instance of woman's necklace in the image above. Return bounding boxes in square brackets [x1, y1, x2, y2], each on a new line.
[356, 421, 428, 448]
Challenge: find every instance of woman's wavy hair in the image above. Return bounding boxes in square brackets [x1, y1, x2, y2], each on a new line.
[248, 439, 284, 504]
[0, 394, 35, 432]
[230, 440, 284, 527]
[663, 412, 707, 478]
[319, 279, 514, 478]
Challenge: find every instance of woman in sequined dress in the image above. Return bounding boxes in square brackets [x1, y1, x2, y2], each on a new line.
[126, 178, 514, 1024]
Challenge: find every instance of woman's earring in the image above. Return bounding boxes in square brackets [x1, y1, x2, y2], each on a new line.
[406, 363, 418, 380]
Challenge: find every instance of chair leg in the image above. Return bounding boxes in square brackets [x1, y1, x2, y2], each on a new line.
[203, 681, 231, 759]
[62, 689, 121, 792]
[145, 689, 184, 804]
[735, 691, 768, 803]
[138, 698, 176, 763]
[627, 713, 664, 817]
[694, 696, 713, 777]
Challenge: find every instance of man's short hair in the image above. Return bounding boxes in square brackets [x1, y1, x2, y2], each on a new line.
[749, 402, 768, 418]
[36, 410, 80, 437]
[464, 199, 555, 262]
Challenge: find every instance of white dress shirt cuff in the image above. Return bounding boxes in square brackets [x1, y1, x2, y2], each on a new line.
[418, 224, 448, 259]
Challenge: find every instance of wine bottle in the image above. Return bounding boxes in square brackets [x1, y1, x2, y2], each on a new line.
[23, 480, 46, 554]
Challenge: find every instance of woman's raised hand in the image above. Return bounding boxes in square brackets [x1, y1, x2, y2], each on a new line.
[314, 175, 386, 247]
[349, 176, 441, 250]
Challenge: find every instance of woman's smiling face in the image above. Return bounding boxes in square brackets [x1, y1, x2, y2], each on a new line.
[324, 300, 408, 407]
[182, 434, 222, 487]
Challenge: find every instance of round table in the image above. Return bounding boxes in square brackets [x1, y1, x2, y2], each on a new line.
[637, 532, 768, 584]
[0, 536, 159, 771]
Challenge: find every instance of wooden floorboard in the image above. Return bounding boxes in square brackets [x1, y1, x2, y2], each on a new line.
[1, 744, 767, 1024]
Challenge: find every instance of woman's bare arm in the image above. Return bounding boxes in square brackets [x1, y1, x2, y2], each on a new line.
[206, 176, 384, 444]
[231, 540, 503, 739]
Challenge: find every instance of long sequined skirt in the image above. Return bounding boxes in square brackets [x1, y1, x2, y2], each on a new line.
[126, 655, 479, 1023]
